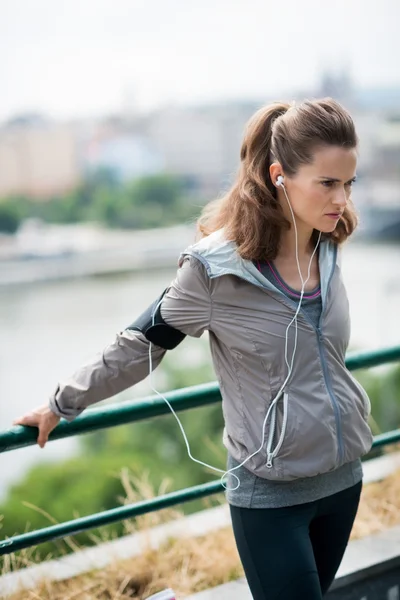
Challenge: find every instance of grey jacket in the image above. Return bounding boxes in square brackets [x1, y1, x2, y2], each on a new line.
[49, 229, 373, 481]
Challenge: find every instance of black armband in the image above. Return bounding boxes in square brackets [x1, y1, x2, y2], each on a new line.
[125, 289, 186, 350]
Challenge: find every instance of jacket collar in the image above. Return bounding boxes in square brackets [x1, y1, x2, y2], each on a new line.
[181, 228, 337, 304]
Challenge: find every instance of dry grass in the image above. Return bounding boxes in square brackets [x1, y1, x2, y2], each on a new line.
[3, 462, 400, 600]
[351, 464, 400, 539]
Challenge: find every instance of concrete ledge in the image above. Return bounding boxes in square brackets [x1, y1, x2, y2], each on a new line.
[362, 450, 400, 485]
[330, 522, 400, 589]
[186, 579, 251, 600]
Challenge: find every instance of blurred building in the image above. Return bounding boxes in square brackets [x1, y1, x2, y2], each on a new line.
[144, 102, 259, 198]
[83, 132, 164, 182]
[374, 113, 400, 178]
[0, 115, 81, 199]
[317, 68, 357, 110]
[84, 102, 260, 199]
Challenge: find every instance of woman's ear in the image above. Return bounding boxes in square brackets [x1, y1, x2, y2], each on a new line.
[269, 162, 283, 187]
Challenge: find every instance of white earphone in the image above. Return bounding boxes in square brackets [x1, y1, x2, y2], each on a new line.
[146, 173, 322, 491]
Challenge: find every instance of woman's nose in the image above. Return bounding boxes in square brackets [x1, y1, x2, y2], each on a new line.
[332, 187, 348, 207]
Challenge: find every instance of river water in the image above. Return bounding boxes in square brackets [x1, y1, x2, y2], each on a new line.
[1, 240, 400, 499]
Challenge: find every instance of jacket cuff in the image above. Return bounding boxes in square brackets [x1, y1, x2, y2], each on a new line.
[48, 386, 84, 422]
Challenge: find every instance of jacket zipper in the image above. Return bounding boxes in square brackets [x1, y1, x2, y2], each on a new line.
[315, 246, 344, 464]
[315, 325, 344, 464]
[263, 246, 344, 467]
[266, 392, 289, 467]
[292, 250, 344, 465]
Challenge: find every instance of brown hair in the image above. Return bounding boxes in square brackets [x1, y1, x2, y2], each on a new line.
[197, 97, 359, 261]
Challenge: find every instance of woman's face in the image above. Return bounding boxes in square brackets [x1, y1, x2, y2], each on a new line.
[277, 145, 358, 234]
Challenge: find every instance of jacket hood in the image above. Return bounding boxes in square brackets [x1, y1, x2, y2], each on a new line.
[180, 228, 338, 306]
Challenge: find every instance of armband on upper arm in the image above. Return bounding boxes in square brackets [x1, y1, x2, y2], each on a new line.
[125, 289, 186, 350]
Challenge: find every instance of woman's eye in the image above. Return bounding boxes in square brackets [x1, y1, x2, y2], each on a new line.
[321, 180, 355, 188]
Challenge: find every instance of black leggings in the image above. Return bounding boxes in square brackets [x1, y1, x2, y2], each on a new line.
[229, 480, 362, 600]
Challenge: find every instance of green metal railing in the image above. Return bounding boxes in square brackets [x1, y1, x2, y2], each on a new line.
[1, 345, 400, 556]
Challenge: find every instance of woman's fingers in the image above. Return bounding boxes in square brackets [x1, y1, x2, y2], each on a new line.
[37, 426, 50, 449]
[38, 413, 60, 448]
[13, 412, 39, 427]
[13, 405, 60, 448]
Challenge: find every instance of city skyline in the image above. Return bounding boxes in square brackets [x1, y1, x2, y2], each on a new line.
[1, 0, 400, 121]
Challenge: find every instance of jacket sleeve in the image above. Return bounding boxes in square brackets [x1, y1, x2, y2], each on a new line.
[48, 255, 212, 421]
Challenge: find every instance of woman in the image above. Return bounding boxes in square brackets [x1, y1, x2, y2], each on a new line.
[14, 98, 373, 599]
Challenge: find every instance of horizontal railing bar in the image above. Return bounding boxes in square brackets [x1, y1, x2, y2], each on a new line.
[2, 345, 400, 454]
[0, 382, 221, 454]
[345, 345, 400, 371]
[0, 481, 224, 556]
[370, 428, 400, 449]
[1, 429, 400, 556]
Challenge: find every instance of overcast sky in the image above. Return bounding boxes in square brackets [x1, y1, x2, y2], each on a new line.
[1, 0, 399, 121]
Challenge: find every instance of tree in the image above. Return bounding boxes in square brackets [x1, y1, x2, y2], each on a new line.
[0, 200, 22, 233]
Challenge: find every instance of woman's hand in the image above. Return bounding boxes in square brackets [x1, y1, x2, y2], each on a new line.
[13, 404, 60, 449]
